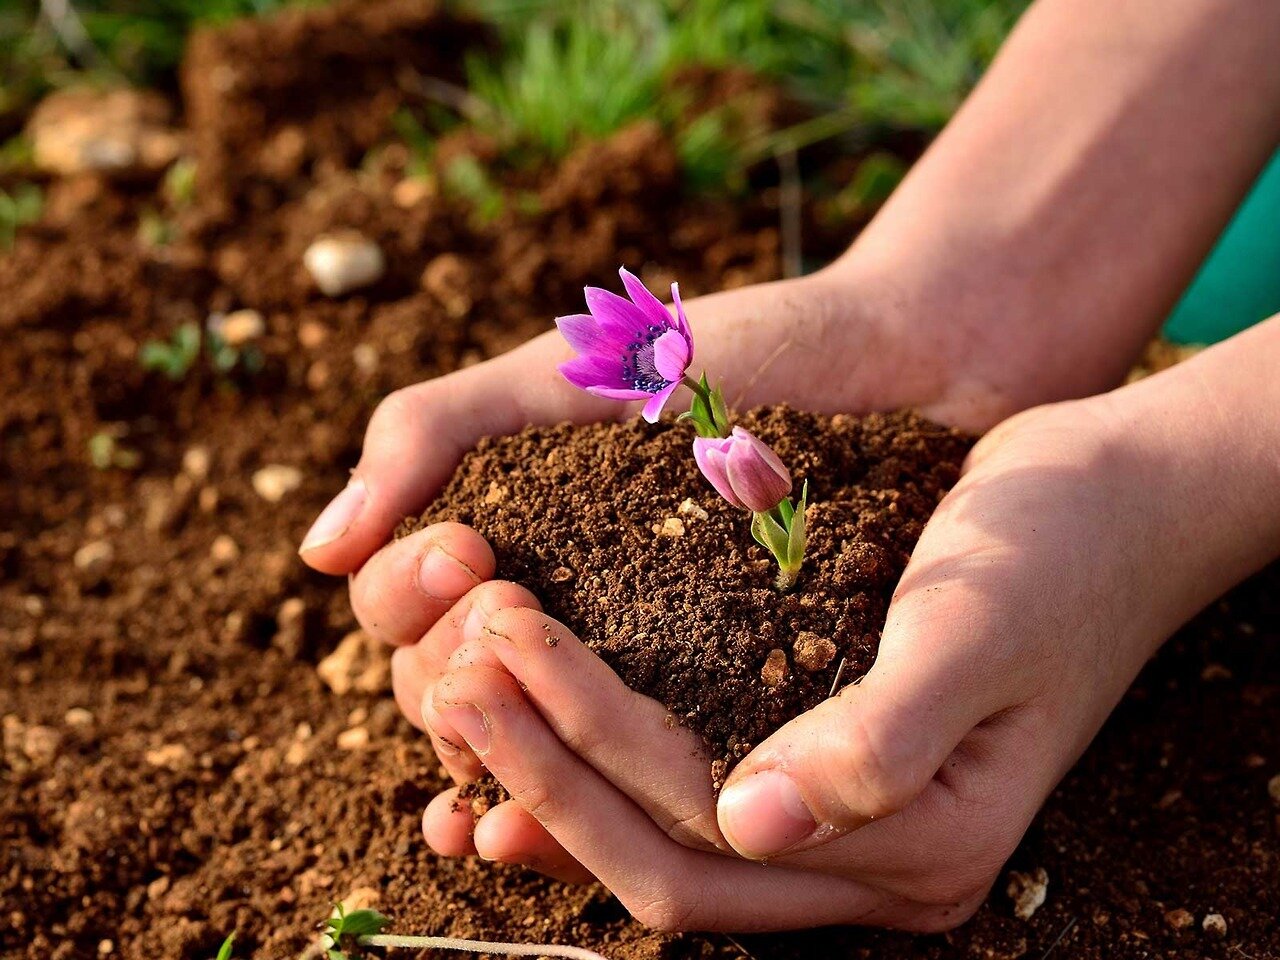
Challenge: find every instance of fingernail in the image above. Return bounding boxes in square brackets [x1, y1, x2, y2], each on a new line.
[438, 703, 490, 755]
[718, 769, 817, 859]
[418, 545, 481, 600]
[299, 477, 367, 554]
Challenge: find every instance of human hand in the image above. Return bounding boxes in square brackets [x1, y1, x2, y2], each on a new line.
[409, 361, 1275, 930]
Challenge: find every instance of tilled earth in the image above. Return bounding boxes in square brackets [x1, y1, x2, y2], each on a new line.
[2, 2, 1278, 959]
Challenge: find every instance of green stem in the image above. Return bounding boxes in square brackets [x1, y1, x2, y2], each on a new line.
[681, 374, 730, 437]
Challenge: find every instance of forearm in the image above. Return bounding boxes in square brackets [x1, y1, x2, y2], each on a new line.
[836, 0, 1280, 411]
[1112, 315, 1280, 636]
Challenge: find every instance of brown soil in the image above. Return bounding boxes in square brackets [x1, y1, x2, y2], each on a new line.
[2, 2, 1278, 959]
[415, 408, 972, 788]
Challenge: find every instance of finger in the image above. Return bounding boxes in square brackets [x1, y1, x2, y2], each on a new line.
[298, 335, 619, 574]
[349, 522, 494, 647]
[392, 581, 541, 781]
[473, 801, 596, 884]
[422, 787, 478, 857]
[718, 486, 1031, 860]
[431, 663, 900, 933]
[439, 607, 724, 851]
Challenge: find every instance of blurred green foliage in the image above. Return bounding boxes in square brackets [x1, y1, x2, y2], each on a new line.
[1, 0, 1031, 196]
[463, 0, 1030, 187]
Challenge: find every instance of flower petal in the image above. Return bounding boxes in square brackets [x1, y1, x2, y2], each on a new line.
[640, 381, 681, 423]
[619, 267, 677, 332]
[693, 436, 744, 508]
[559, 354, 630, 392]
[670, 282, 693, 345]
[584, 286, 650, 342]
[651, 329, 690, 383]
[725, 427, 792, 512]
[555, 313, 621, 356]
[586, 385, 654, 401]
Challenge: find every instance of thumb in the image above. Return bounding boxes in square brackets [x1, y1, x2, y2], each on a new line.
[717, 538, 1020, 860]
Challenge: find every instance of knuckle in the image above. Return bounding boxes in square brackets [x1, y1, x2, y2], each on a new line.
[366, 386, 431, 443]
[629, 886, 703, 933]
[896, 894, 985, 933]
[835, 716, 920, 822]
[516, 779, 560, 825]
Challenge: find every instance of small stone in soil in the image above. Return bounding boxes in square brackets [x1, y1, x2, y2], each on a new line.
[145, 743, 193, 771]
[793, 632, 837, 671]
[1007, 868, 1049, 920]
[274, 598, 307, 658]
[316, 630, 389, 696]
[209, 535, 240, 568]
[1268, 773, 1280, 803]
[1164, 908, 1194, 931]
[1203, 912, 1228, 937]
[654, 517, 685, 538]
[252, 464, 303, 502]
[73, 540, 114, 576]
[337, 726, 370, 751]
[761, 649, 789, 687]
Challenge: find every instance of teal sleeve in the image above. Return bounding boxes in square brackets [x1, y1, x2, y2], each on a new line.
[1163, 149, 1280, 345]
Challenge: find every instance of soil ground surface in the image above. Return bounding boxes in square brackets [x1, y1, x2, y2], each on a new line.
[2, 2, 1278, 959]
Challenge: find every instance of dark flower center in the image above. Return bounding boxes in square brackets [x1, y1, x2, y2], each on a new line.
[620, 324, 674, 393]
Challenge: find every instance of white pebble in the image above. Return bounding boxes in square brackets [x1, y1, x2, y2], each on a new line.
[252, 464, 302, 502]
[304, 234, 385, 297]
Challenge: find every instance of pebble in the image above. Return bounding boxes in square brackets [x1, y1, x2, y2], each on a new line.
[1164, 908, 1194, 931]
[275, 598, 307, 658]
[98, 938, 114, 956]
[653, 517, 685, 538]
[64, 707, 94, 728]
[73, 540, 114, 576]
[316, 630, 389, 696]
[22, 725, 62, 767]
[28, 88, 180, 177]
[145, 743, 193, 771]
[298, 319, 329, 349]
[303, 234, 385, 297]
[1268, 773, 1280, 803]
[677, 498, 709, 521]
[760, 649, 789, 688]
[209, 535, 240, 568]
[1007, 868, 1048, 920]
[484, 481, 509, 504]
[352, 342, 379, 375]
[336, 726, 370, 751]
[214, 308, 266, 346]
[252, 464, 302, 502]
[392, 177, 434, 208]
[1202, 912, 1228, 937]
[793, 632, 837, 672]
[340, 886, 381, 912]
[182, 446, 211, 481]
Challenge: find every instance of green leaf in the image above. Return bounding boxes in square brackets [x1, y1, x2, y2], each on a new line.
[337, 908, 390, 939]
[750, 512, 768, 549]
[776, 497, 794, 526]
[214, 932, 235, 960]
[787, 480, 809, 567]
[708, 382, 730, 435]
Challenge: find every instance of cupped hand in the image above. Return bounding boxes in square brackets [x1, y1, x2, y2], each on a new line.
[407, 391, 1212, 932]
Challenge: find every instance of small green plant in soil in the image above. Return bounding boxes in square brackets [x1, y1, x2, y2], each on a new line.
[211, 932, 236, 960]
[139, 320, 264, 381]
[309, 901, 609, 959]
[554, 266, 808, 587]
[0, 182, 42, 250]
[87, 424, 140, 470]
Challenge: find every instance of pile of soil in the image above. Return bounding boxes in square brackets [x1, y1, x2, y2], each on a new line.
[415, 407, 972, 786]
[1, 2, 1277, 959]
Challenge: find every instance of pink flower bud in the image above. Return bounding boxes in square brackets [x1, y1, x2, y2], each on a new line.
[693, 427, 792, 513]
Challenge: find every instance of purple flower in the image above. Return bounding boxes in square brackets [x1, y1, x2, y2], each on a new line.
[556, 267, 693, 422]
[693, 427, 792, 513]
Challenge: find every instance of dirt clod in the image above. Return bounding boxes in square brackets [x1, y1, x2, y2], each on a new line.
[1007, 869, 1049, 920]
